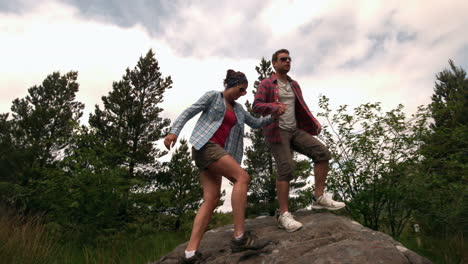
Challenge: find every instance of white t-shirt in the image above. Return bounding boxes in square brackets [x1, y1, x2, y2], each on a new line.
[278, 79, 297, 130]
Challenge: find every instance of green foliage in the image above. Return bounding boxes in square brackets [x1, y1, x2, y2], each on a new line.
[399, 227, 467, 264]
[88, 49, 173, 226]
[89, 49, 172, 175]
[416, 60, 468, 237]
[0, 71, 84, 213]
[317, 96, 429, 237]
[0, 50, 178, 245]
[43, 128, 129, 243]
[244, 58, 277, 216]
[0, 207, 57, 264]
[0, 207, 186, 264]
[157, 139, 203, 231]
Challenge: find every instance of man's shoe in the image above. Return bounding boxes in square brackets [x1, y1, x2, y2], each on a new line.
[179, 251, 205, 264]
[312, 195, 345, 210]
[278, 212, 303, 232]
[230, 231, 271, 253]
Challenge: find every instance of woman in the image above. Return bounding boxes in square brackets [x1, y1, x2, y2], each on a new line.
[164, 70, 279, 263]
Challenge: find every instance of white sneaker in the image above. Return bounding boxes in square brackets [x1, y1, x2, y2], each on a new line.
[278, 212, 303, 232]
[312, 195, 345, 210]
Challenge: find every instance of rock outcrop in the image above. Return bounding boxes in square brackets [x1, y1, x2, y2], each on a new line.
[153, 211, 432, 264]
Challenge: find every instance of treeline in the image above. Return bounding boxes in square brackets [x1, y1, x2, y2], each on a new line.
[0, 50, 202, 244]
[0, 50, 466, 261]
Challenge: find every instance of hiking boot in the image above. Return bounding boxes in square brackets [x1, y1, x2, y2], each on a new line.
[278, 212, 303, 232]
[312, 195, 345, 210]
[230, 231, 271, 253]
[179, 251, 205, 264]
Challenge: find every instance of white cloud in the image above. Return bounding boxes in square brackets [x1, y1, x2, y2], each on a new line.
[0, 1, 158, 116]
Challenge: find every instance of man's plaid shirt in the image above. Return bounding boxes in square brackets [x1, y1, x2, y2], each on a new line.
[252, 73, 321, 143]
[170, 90, 274, 164]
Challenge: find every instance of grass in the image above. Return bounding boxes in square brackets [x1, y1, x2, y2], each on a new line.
[398, 232, 467, 264]
[0, 210, 234, 264]
[51, 232, 187, 264]
[0, 211, 57, 264]
[0, 211, 187, 264]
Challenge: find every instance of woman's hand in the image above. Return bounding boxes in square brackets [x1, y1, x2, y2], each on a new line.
[164, 133, 178, 150]
[274, 102, 287, 115]
[272, 102, 287, 119]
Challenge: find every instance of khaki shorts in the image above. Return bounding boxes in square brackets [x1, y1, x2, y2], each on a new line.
[192, 142, 229, 170]
[269, 128, 331, 182]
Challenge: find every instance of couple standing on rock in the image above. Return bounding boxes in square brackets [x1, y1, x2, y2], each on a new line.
[164, 49, 345, 263]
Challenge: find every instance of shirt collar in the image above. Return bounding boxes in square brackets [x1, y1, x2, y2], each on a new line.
[271, 72, 293, 83]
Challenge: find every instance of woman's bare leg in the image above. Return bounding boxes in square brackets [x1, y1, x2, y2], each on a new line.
[185, 170, 222, 251]
[207, 155, 250, 237]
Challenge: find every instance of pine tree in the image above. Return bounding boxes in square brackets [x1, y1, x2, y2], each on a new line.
[417, 60, 467, 237]
[430, 59, 467, 129]
[2, 71, 84, 212]
[89, 49, 172, 219]
[11, 71, 84, 166]
[157, 139, 204, 230]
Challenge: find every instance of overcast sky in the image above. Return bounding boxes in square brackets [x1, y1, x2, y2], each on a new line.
[1, 0, 467, 211]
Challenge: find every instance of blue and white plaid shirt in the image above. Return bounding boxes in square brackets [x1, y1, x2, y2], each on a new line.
[170, 90, 274, 164]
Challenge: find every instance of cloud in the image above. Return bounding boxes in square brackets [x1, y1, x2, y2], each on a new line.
[59, 0, 181, 34]
[0, 0, 35, 14]
[0, 1, 163, 116]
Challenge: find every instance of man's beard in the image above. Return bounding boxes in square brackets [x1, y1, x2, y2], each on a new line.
[277, 67, 290, 74]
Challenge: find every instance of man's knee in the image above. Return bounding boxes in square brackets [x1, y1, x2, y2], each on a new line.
[307, 145, 332, 162]
[316, 148, 332, 162]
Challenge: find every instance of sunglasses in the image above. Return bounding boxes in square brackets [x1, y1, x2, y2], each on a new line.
[239, 87, 247, 93]
[279, 56, 292, 62]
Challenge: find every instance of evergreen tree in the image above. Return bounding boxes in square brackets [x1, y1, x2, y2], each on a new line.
[46, 126, 128, 243]
[244, 58, 312, 216]
[1, 71, 84, 212]
[417, 60, 467, 237]
[244, 58, 277, 216]
[11, 71, 83, 166]
[157, 139, 203, 231]
[89, 49, 172, 219]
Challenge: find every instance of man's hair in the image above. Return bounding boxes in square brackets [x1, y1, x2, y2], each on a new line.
[272, 49, 290, 62]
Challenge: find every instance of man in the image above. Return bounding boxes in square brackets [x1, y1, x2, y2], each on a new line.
[252, 49, 345, 232]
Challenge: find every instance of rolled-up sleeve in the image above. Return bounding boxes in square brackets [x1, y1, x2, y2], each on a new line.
[252, 80, 279, 115]
[244, 109, 275, 129]
[170, 91, 216, 136]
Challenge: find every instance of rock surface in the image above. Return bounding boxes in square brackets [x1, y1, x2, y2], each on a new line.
[152, 211, 432, 264]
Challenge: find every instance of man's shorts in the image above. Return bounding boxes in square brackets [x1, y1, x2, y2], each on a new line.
[269, 128, 331, 182]
[192, 141, 229, 170]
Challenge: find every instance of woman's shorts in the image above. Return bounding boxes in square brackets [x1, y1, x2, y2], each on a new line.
[192, 141, 229, 170]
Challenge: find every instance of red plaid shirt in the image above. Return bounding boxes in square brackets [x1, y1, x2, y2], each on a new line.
[252, 73, 321, 143]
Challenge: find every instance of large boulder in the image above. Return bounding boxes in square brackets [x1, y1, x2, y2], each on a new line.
[152, 211, 431, 264]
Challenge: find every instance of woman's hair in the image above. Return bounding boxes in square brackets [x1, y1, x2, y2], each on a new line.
[224, 69, 248, 89]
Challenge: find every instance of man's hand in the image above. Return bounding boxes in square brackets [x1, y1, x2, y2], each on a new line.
[164, 133, 178, 150]
[274, 102, 287, 115]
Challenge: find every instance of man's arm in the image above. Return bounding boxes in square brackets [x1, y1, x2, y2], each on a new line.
[252, 80, 280, 115]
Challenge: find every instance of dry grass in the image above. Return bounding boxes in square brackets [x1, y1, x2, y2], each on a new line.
[0, 208, 57, 264]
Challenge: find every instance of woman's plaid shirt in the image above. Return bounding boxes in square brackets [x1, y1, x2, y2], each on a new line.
[170, 90, 274, 164]
[252, 73, 321, 143]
